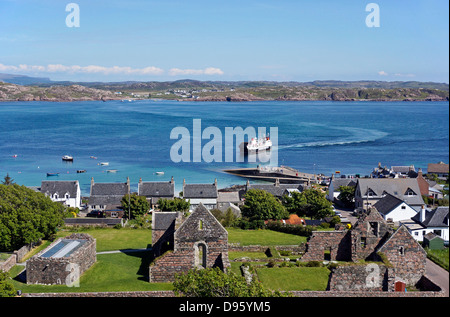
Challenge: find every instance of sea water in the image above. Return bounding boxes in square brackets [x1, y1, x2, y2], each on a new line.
[0, 100, 448, 195]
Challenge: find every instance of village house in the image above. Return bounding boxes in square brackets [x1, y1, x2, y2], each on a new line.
[371, 162, 417, 179]
[354, 178, 424, 212]
[40, 180, 81, 209]
[326, 174, 357, 202]
[400, 206, 449, 243]
[138, 177, 175, 208]
[373, 193, 418, 223]
[149, 203, 230, 283]
[87, 177, 130, 215]
[427, 162, 449, 179]
[182, 179, 218, 211]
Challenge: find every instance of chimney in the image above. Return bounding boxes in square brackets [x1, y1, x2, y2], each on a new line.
[420, 205, 426, 223]
[275, 178, 280, 187]
[418, 168, 423, 178]
[214, 178, 217, 187]
[170, 176, 174, 184]
[126, 177, 130, 194]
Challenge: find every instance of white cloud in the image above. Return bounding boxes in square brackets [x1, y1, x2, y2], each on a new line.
[378, 71, 389, 76]
[0, 63, 164, 75]
[169, 67, 224, 76]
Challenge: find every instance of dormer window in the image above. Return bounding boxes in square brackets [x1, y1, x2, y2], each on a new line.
[366, 188, 376, 197]
[405, 188, 416, 197]
[65, 193, 70, 199]
[54, 194, 58, 199]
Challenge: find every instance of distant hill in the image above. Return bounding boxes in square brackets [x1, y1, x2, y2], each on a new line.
[0, 73, 448, 102]
[0, 73, 53, 85]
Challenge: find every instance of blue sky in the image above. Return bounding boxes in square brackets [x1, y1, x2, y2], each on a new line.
[0, 0, 448, 82]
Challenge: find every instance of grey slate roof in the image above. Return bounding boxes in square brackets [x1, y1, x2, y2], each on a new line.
[183, 184, 217, 199]
[152, 212, 179, 230]
[356, 178, 424, 206]
[330, 178, 357, 189]
[91, 183, 129, 196]
[139, 181, 174, 197]
[40, 181, 79, 197]
[412, 206, 449, 228]
[88, 195, 123, 206]
[373, 193, 404, 216]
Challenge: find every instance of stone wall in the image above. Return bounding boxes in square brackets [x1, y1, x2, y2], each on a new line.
[26, 233, 96, 285]
[328, 264, 394, 292]
[300, 231, 351, 262]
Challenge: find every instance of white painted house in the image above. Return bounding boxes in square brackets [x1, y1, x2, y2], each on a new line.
[373, 193, 418, 223]
[40, 180, 81, 209]
[401, 206, 449, 243]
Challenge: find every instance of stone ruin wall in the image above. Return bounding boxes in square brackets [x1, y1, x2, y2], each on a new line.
[26, 233, 96, 285]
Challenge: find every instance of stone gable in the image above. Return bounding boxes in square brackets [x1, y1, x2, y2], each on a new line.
[149, 204, 230, 283]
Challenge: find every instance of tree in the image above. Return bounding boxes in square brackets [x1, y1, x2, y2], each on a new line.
[0, 184, 67, 251]
[158, 197, 190, 212]
[337, 185, 355, 208]
[282, 188, 333, 220]
[121, 193, 150, 219]
[173, 267, 286, 297]
[0, 271, 16, 297]
[1, 174, 14, 185]
[241, 189, 288, 221]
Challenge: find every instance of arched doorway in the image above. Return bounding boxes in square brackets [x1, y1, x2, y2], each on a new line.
[194, 242, 207, 269]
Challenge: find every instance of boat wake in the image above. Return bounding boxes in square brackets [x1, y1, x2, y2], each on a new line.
[278, 127, 388, 150]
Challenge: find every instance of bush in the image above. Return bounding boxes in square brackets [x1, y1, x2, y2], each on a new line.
[266, 220, 313, 237]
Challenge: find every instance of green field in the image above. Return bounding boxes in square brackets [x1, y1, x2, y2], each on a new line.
[256, 267, 330, 291]
[227, 228, 307, 246]
[9, 226, 316, 293]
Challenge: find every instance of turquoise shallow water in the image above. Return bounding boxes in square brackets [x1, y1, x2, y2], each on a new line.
[0, 100, 448, 195]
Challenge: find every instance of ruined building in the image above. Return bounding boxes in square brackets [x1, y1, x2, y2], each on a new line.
[149, 203, 230, 283]
[302, 207, 426, 290]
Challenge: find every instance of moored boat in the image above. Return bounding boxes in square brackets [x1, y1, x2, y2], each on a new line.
[62, 155, 73, 161]
[47, 173, 59, 177]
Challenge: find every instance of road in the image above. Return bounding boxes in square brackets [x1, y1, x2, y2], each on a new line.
[425, 258, 449, 295]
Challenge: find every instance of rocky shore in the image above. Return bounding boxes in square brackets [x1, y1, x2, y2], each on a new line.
[0, 83, 122, 102]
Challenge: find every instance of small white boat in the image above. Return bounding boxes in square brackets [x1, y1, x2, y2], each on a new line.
[99, 162, 109, 166]
[107, 169, 118, 173]
[62, 155, 73, 161]
[155, 171, 165, 175]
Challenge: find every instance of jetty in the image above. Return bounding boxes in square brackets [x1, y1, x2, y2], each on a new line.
[224, 165, 315, 185]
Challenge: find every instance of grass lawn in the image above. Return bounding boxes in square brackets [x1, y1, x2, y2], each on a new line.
[256, 267, 330, 291]
[11, 251, 172, 293]
[227, 228, 307, 246]
[426, 248, 449, 271]
[9, 226, 310, 294]
[56, 227, 152, 252]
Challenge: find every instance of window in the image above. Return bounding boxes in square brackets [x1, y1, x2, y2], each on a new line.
[369, 222, 379, 237]
[199, 220, 203, 230]
[399, 246, 405, 256]
[361, 237, 367, 248]
[433, 230, 442, 237]
[405, 188, 416, 197]
[401, 205, 406, 210]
